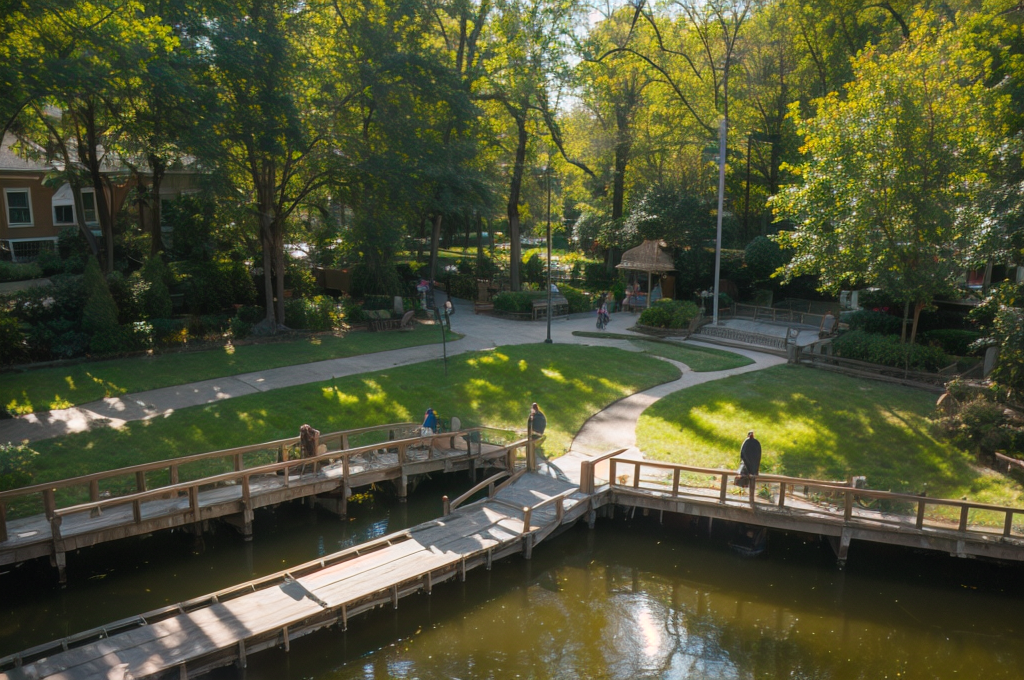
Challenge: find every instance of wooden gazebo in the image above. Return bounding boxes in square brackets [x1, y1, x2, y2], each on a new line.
[616, 239, 675, 308]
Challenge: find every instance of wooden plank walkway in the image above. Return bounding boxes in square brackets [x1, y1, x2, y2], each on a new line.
[0, 471, 590, 680]
[0, 423, 530, 582]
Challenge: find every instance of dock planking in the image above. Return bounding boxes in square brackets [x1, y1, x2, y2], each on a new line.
[0, 470, 589, 680]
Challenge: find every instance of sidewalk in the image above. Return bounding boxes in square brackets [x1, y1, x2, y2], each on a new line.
[0, 295, 651, 443]
[1, 294, 786, 445]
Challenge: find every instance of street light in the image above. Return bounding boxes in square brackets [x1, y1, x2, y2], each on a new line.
[544, 164, 553, 344]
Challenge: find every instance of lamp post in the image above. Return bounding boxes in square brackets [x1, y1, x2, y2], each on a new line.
[712, 117, 726, 326]
[545, 165, 553, 344]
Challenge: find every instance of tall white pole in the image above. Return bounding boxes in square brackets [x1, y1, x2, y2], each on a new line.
[712, 117, 726, 326]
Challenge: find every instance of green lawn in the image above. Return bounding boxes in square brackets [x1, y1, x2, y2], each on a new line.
[28, 344, 679, 487]
[2, 326, 460, 416]
[572, 332, 752, 372]
[635, 364, 1024, 509]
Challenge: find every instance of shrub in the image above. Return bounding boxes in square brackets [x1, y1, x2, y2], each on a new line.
[236, 305, 266, 325]
[846, 309, 903, 335]
[744, 236, 784, 282]
[584, 261, 613, 289]
[230, 316, 253, 340]
[285, 262, 318, 299]
[187, 314, 229, 339]
[35, 249, 63, 276]
[522, 253, 544, 285]
[0, 313, 25, 365]
[942, 398, 1011, 455]
[922, 329, 981, 357]
[832, 330, 950, 371]
[493, 291, 534, 314]
[106, 271, 148, 324]
[175, 261, 255, 314]
[82, 257, 122, 354]
[0, 442, 37, 491]
[560, 285, 594, 314]
[0, 261, 42, 283]
[344, 300, 365, 324]
[151, 318, 188, 347]
[639, 299, 701, 329]
[285, 296, 342, 331]
[447, 274, 477, 301]
[123, 321, 154, 352]
[140, 257, 173, 319]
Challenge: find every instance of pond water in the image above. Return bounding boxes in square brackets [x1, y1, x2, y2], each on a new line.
[2, 476, 1023, 680]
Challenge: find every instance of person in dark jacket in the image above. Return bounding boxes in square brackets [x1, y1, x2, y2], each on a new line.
[738, 430, 761, 487]
[528, 403, 546, 437]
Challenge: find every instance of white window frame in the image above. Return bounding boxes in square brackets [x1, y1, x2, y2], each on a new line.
[3, 187, 34, 228]
[4, 237, 58, 263]
[53, 203, 75, 225]
[80, 188, 99, 226]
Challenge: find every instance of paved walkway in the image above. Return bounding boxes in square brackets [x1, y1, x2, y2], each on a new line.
[0, 294, 783, 444]
[551, 341, 786, 484]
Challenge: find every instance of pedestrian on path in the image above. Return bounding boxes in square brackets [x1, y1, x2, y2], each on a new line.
[736, 430, 761, 488]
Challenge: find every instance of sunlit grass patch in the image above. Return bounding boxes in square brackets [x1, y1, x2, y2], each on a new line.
[26, 344, 679, 486]
[636, 364, 1024, 512]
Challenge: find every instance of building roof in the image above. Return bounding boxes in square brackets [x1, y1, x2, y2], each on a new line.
[615, 239, 676, 273]
[0, 134, 52, 173]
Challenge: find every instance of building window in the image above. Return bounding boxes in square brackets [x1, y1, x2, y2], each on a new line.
[4, 188, 33, 227]
[81, 190, 98, 224]
[10, 239, 55, 262]
[54, 204, 75, 224]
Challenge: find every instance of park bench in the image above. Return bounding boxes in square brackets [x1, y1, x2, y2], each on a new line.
[531, 295, 569, 320]
[369, 309, 415, 331]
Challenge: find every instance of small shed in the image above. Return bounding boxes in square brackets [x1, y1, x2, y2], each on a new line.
[615, 239, 676, 308]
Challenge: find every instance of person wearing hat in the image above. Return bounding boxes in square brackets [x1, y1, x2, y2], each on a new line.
[737, 430, 761, 488]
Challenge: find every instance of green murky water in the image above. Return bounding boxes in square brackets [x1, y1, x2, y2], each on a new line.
[2, 478, 1023, 679]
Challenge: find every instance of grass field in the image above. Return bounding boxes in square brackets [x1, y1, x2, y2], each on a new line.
[572, 332, 752, 372]
[635, 364, 1024, 509]
[26, 344, 679, 487]
[2, 326, 460, 416]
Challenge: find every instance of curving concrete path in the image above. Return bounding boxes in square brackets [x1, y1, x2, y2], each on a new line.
[552, 342, 786, 484]
[0, 293, 783, 445]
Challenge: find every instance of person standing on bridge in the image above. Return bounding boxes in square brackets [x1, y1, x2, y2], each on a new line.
[737, 430, 761, 488]
[528, 403, 546, 438]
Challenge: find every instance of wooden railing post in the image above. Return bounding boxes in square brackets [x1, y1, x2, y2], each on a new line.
[242, 474, 251, 508]
[43, 488, 56, 520]
[672, 469, 680, 497]
[633, 462, 641, 489]
[778, 482, 786, 508]
[278, 445, 286, 464]
[916, 499, 926, 529]
[719, 473, 728, 503]
[748, 478, 756, 507]
[958, 505, 970, 532]
[189, 485, 199, 522]
[443, 496, 450, 516]
[136, 471, 147, 493]
[233, 454, 243, 472]
[609, 459, 617, 487]
[169, 465, 179, 486]
[132, 499, 142, 524]
[522, 506, 532, 532]
[556, 497, 564, 523]
[341, 434, 349, 450]
[1004, 510, 1015, 537]
[843, 489, 853, 521]
[89, 479, 102, 518]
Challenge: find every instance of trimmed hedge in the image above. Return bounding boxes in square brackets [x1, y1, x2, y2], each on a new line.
[845, 309, 902, 335]
[832, 330, 950, 372]
[0, 261, 43, 283]
[560, 285, 594, 314]
[493, 291, 536, 315]
[921, 329, 981, 357]
[638, 299, 700, 329]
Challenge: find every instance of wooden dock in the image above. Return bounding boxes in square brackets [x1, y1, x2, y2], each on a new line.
[0, 423, 530, 582]
[582, 451, 1024, 563]
[0, 469, 589, 680]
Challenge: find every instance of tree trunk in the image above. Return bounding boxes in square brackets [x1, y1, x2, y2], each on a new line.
[609, 106, 631, 273]
[257, 161, 277, 326]
[149, 154, 166, 257]
[507, 115, 528, 291]
[428, 213, 442, 286]
[274, 225, 286, 325]
[900, 301, 910, 343]
[909, 301, 925, 346]
[82, 112, 114, 273]
[476, 213, 484, 263]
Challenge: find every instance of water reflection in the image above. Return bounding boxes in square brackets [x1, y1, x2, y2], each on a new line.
[233, 516, 1024, 680]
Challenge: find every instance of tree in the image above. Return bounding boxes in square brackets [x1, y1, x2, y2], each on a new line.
[772, 18, 1002, 344]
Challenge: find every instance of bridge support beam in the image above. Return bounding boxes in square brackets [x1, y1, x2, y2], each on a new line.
[395, 474, 408, 502]
[830, 527, 853, 566]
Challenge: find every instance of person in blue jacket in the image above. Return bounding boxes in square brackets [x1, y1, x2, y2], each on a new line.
[421, 408, 438, 435]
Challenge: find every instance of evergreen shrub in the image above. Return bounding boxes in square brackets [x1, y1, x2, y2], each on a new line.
[639, 299, 701, 329]
[832, 330, 950, 371]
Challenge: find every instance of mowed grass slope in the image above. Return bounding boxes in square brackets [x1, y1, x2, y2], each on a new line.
[2, 326, 459, 416]
[572, 332, 752, 372]
[29, 344, 679, 484]
[636, 364, 1024, 508]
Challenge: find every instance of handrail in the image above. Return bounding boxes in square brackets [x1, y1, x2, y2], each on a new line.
[445, 470, 510, 515]
[578, 448, 628, 494]
[0, 421, 419, 501]
[606, 454, 1024, 537]
[521, 487, 579, 533]
[50, 430, 497, 517]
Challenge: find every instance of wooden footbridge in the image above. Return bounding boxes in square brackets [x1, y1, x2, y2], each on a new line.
[4, 443, 1024, 680]
[0, 422, 531, 583]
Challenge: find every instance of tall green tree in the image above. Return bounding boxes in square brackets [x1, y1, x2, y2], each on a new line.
[772, 17, 1003, 343]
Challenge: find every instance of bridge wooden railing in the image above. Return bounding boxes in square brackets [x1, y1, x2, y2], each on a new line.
[732, 303, 827, 328]
[592, 455, 1024, 539]
[0, 424, 520, 543]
